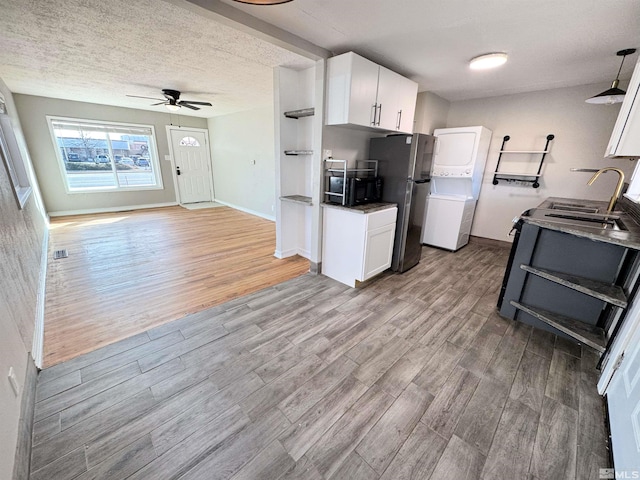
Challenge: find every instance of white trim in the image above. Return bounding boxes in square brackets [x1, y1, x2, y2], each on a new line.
[31, 228, 49, 368]
[166, 125, 215, 204]
[214, 199, 275, 222]
[274, 247, 310, 259]
[48, 202, 179, 217]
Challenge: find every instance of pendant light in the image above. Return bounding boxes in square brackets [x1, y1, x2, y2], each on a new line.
[586, 48, 637, 105]
[232, 0, 293, 4]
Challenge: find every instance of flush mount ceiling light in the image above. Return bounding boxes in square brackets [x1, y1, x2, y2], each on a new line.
[469, 52, 508, 70]
[232, 0, 293, 4]
[586, 48, 637, 105]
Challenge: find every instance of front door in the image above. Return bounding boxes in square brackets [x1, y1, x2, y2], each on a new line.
[169, 129, 213, 204]
[607, 318, 640, 474]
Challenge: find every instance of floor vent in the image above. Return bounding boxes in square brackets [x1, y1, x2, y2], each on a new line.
[53, 249, 68, 260]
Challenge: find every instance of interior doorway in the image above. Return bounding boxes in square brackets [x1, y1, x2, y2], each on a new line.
[167, 126, 214, 204]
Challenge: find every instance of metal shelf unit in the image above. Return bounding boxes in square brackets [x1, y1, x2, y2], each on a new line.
[492, 134, 555, 188]
[323, 159, 378, 206]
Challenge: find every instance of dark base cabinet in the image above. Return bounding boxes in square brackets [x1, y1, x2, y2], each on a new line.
[498, 222, 637, 352]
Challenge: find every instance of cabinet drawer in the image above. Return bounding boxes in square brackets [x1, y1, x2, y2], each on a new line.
[366, 207, 397, 231]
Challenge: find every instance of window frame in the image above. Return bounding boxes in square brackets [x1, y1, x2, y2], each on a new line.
[0, 96, 32, 209]
[46, 115, 164, 194]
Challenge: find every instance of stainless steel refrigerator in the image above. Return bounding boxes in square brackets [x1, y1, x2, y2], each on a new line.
[369, 133, 434, 272]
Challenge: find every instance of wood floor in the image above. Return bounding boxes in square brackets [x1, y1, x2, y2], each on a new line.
[44, 206, 310, 367]
[31, 243, 610, 480]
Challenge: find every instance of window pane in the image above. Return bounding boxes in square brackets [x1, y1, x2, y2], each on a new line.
[179, 136, 200, 147]
[50, 118, 161, 192]
[114, 134, 156, 187]
[52, 125, 117, 190]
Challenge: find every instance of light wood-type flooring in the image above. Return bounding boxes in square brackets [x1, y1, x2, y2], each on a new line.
[44, 206, 310, 367]
[31, 242, 610, 480]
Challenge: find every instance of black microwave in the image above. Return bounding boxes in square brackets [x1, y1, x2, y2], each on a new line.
[327, 176, 383, 206]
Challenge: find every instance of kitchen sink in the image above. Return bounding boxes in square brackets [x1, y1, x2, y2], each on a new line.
[548, 201, 600, 214]
[542, 212, 627, 231]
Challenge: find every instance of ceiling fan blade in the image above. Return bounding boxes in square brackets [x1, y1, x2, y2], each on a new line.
[180, 103, 200, 110]
[181, 101, 212, 106]
[126, 95, 165, 101]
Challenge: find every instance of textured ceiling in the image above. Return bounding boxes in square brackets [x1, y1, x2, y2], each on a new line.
[218, 0, 640, 101]
[0, 0, 638, 118]
[0, 0, 314, 117]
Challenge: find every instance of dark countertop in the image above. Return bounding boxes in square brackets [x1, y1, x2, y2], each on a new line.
[320, 202, 397, 214]
[521, 196, 640, 250]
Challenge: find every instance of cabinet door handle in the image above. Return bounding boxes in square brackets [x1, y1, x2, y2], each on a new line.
[396, 110, 402, 130]
[371, 104, 377, 126]
[377, 104, 382, 126]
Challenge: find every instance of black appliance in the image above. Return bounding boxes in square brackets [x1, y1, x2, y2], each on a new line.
[327, 176, 383, 207]
[369, 133, 435, 273]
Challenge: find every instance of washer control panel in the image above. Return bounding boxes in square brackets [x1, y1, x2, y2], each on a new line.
[432, 168, 473, 177]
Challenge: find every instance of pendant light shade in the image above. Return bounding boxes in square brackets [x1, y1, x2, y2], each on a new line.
[586, 48, 637, 105]
[232, 0, 293, 4]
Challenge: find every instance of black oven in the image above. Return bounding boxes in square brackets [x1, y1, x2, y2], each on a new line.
[327, 176, 383, 206]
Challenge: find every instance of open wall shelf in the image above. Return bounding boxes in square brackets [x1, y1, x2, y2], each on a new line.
[492, 134, 555, 188]
[280, 195, 312, 206]
[284, 150, 313, 156]
[284, 108, 315, 119]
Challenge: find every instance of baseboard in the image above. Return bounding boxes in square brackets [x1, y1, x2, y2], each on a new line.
[32, 229, 48, 369]
[12, 355, 37, 480]
[213, 199, 275, 222]
[469, 235, 512, 249]
[48, 202, 179, 217]
[274, 247, 310, 260]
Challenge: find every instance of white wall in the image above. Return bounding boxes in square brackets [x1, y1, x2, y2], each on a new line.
[414, 91, 450, 134]
[207, 106, 276, 220]
[14, 94, 207, 215]
[444, 82, 636, 242]
[0, 79, 47, 480]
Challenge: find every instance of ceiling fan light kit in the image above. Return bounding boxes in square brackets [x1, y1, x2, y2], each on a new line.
[469, 52, 508, 70]
[232, 0, 293, 4]
[586, 48, 637, 105]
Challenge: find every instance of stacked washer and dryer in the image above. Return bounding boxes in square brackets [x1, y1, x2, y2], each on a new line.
[421, 126, 492, 251]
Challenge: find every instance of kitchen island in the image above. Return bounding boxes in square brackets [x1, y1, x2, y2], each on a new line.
[499, 196, 640, 354]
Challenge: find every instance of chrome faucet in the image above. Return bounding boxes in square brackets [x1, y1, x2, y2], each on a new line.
[587, 167, 625, 213]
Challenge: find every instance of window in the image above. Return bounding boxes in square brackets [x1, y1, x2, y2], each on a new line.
[179, 136, 200, 147]
[47, 117, 163, 193]
[0, 97, 32, 209]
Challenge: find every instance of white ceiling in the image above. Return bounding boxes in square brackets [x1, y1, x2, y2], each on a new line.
[0, 0, 638, 118]
[219, 0, 640, 100]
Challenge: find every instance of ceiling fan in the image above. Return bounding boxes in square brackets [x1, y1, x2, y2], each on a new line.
[126, 89, 212, 111]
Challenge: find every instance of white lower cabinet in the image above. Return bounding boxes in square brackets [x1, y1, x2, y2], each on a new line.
[322, 205, 397, 287]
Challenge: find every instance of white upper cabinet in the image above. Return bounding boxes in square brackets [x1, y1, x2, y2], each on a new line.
[326, 52, 418, 134]
[606, 57, 640, 158]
